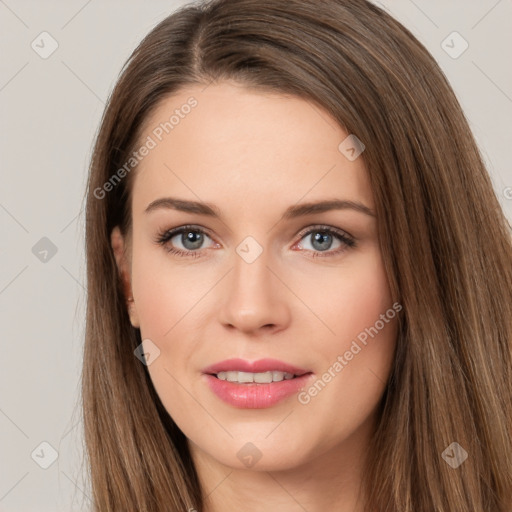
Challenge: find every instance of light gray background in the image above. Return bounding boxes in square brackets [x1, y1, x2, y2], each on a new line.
[1, 1, 511, 510]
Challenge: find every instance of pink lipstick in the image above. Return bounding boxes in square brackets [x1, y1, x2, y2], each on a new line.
[202, 358, 314, 409]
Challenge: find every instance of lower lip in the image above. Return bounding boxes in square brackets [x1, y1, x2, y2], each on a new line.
[203, 373, 314, 409]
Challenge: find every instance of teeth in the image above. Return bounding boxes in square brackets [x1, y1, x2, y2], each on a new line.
[216, 371, 296, 383]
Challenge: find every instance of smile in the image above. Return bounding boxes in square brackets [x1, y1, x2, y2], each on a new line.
[214, 370, 296, 383]
[203, 373, 313, 408]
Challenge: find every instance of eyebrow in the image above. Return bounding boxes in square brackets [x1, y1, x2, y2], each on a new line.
[144, 197, 376, 219]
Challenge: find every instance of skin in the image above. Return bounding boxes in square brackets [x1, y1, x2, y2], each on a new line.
[111, 81, 398, 511]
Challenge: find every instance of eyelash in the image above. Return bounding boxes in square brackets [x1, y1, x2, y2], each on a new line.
[154, 224, 356, 259]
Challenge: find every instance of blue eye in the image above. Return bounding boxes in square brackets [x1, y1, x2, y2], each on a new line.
[155, 225, 214, 258]
[295, 226, 356, 258]
[155, 224, 356, 259]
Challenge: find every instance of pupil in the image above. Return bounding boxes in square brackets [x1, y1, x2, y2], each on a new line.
[183, 231, 203, 250]
[312, 232, 331, 251]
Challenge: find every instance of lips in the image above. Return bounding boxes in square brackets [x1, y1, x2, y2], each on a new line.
[202, 358, 314, 409]
[202, 358, 310, 376]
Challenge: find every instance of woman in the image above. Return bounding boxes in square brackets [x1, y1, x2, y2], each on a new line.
[82, 0, 512, 510]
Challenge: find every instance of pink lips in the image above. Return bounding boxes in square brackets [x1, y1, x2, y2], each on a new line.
[202, 358, 314, 409]
[202, 358, 310, 376]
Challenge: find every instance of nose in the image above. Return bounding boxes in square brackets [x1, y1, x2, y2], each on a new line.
[217, 246, 291, 335]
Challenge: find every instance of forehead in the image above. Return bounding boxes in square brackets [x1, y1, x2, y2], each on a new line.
[131, 81, 373, 218]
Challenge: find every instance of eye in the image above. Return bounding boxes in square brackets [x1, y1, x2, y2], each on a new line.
[155, 224, 356, 259]
[293, 225, 356, 258]
[155, 225, 216, 258]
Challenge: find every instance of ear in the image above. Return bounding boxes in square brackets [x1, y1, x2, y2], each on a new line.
[110, 226, 140, 328]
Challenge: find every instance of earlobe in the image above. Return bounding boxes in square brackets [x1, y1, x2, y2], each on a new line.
[110, 226, 140, 329]
[126, 300, 141, 329]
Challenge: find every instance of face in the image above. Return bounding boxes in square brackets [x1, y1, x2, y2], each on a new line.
[111, 81, 398, 472]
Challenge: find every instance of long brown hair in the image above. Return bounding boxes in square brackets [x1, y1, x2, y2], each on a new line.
[82, 0, 512, 510]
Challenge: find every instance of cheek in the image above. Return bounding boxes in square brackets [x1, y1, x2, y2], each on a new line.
[312, 316, 397, 446]
[298, 246, 394, 342]
[130, 241, 206, 338]
[327, 247, 396, 374]
[129, 247, 205, 433]
[295, 247, 397, 430]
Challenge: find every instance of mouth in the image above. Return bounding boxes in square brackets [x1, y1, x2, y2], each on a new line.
[208, 370, 308, 383]
[202, 357, 311, 377]
[201, 359, 314, 408]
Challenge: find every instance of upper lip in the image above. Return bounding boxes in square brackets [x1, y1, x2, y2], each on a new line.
[202, 358, 311, 376]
